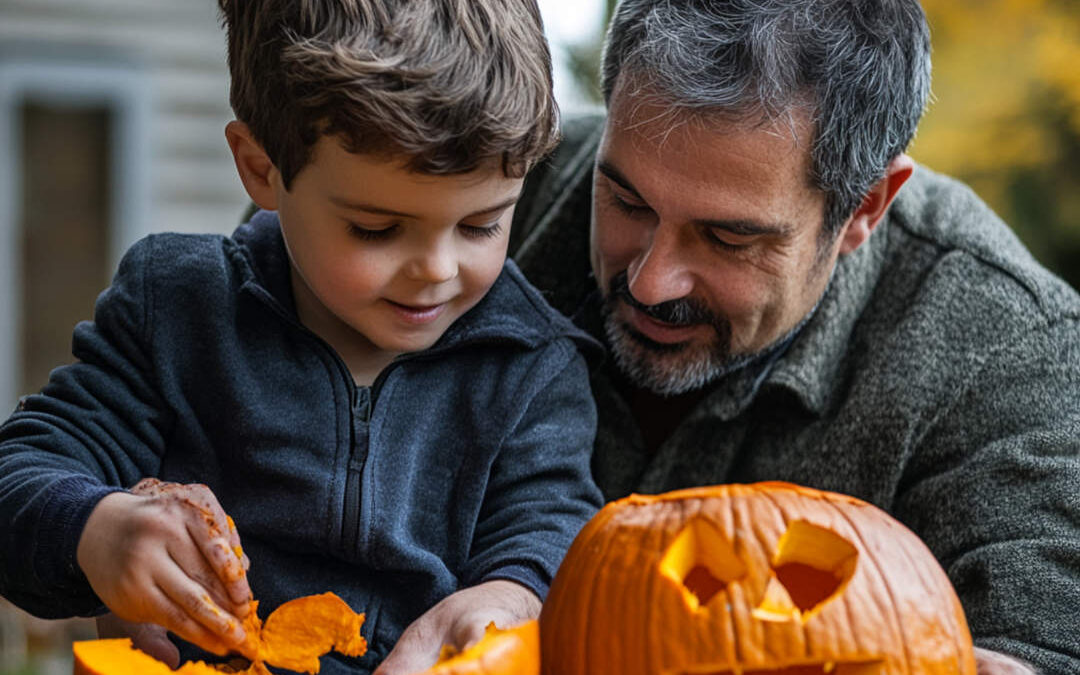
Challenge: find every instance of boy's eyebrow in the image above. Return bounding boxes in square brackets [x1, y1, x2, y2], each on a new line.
[597, 160, 791, 237]
[329, 194, 521, 219]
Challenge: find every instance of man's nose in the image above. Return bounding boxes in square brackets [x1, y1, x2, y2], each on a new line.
[626, 223, 693, 306]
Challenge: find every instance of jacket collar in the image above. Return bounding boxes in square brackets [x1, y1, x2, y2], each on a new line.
[759, 218, 889, 416]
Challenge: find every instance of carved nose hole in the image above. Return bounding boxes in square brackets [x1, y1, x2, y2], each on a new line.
[659, 517, 746, 611]
[755, 520, 858, 622]
[775, 561, 845, 613]
[682, 564, 725, 607]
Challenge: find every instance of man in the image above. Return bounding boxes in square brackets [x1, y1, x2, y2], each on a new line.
[510, 0, 1080, 673]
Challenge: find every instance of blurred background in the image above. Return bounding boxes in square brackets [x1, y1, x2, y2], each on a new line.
[0, 0, 1077, 672]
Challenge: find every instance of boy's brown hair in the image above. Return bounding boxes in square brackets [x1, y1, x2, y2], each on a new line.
[218, 0, 560, 185]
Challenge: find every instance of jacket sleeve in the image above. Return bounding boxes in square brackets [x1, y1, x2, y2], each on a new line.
[0, 237, 171, 618]
[894, 316, 1080, 672]
[464, 339, 602, 599]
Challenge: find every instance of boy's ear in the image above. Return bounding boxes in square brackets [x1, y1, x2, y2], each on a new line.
[837, 153, 915, 255]
[225, 121, 280, 211]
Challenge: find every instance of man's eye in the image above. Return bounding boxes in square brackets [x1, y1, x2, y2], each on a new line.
[704, 228, 753, 251]
[609, 191, 650, 216]
[347, 223, 397, 240]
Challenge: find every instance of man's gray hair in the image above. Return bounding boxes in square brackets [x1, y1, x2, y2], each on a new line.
[601, 0, 932, 233]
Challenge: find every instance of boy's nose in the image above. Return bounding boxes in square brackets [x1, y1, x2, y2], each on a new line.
[406, 246, 458, 284]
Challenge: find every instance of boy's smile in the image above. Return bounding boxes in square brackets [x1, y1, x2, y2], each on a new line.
[262, 135, 522, 384]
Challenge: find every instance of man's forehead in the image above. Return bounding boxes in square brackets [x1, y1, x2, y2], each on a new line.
[607, 95, 812, 160]
[601, 110, 817, 197]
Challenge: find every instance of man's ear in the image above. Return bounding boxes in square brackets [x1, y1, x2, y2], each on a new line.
[837, 153, 915, 254]
[225, 120, 279, 211]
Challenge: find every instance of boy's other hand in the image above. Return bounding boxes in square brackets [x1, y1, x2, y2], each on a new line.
[96, 614, 179, 667]
[373, 579, 541, 675]
[76, 479, 255, 659]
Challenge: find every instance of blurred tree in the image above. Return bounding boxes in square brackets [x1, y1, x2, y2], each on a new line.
[909, 0, 1080, 289]
[562, 0, 616, 103]
[562, 0, 1079, 288]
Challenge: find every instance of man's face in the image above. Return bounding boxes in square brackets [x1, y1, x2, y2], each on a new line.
[591, 92, 842, 395]
[272, 136, 521, 359]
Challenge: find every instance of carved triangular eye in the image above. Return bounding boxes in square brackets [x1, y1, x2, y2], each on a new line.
[754, 520, 858, 623]
[659, 517, 746, 611]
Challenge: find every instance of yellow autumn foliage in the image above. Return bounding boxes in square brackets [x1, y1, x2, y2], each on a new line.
[910, 0, 1080, 285]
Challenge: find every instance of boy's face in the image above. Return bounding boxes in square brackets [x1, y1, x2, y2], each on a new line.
[270, 136, 522, 361]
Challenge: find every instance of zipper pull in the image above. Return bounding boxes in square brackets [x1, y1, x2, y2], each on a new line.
[353, 387, 372, 422]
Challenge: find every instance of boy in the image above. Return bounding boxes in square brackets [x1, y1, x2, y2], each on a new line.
[0, 2, 602, 674]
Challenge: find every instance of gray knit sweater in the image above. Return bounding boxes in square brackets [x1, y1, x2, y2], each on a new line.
[511, 114, 1080, 673]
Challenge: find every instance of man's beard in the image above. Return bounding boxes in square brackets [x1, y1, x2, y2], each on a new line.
[602, 271, 762, 397]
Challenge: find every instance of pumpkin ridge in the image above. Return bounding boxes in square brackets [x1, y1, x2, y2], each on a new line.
[856, 499, 971, 672]
[823, 494, 913, 675]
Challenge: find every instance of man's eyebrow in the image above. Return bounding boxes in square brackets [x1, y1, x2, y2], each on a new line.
[694, 217, 792, 237]
[596, 161, 643, 199]
[599, 161, 792, 237]
[328, 193, 521, 219]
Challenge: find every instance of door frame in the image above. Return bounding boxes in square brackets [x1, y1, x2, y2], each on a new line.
[0, 54, 152, 412]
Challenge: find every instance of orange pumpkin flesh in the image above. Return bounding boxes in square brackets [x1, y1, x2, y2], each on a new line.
[540, 482, 976, 675]
[74, 639, 178, 675]
[73, 592, 366, 675]
[245, 593, 367, 673]
[417, 620, 539, 675]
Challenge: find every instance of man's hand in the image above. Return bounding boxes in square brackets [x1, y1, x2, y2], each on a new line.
[373, 579, 541, 675]
[975, 647, 1038, 674]
[76, 479, 254, 659]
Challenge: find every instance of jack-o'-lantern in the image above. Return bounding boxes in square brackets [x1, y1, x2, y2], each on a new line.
[540, 482, 975, 675]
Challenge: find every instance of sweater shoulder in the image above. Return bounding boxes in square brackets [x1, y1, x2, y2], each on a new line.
[511, 112, 604, 256]
[887, 166, 1080, 331]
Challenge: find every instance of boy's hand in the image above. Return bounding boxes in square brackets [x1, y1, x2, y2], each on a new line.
[76, 479, 255, 659]
[373, 579, 541, 675]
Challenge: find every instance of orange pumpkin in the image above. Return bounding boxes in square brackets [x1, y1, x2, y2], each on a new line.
[540, 482, 975, 675]
[73, 592, 366, 675]
[419, 620, 539, 675]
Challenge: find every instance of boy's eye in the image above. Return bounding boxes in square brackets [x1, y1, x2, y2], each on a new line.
[459, 221, 504, 240]
[347, 222, 398, 240]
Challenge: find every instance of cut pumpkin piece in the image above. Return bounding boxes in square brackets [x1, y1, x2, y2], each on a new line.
[250, 593, 368, 673]
[414, 619, 538, 675]
[72, 592, 366, 675]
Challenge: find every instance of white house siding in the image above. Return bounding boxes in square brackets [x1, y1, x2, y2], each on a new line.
[0, 0, 249, 240]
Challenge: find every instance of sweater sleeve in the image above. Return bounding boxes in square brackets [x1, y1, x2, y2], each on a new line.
[0, 236, 171, 618]
[465, 340, 602, 599]
[894, 316, 1080, 672]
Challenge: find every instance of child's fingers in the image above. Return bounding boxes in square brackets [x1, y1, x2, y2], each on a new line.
[155, 566, 247, 651]
[189, 525, 251, 610]
[168, 530, 248, 621]
[153, 481, 249, 611]
[138, 584, 232, 657]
